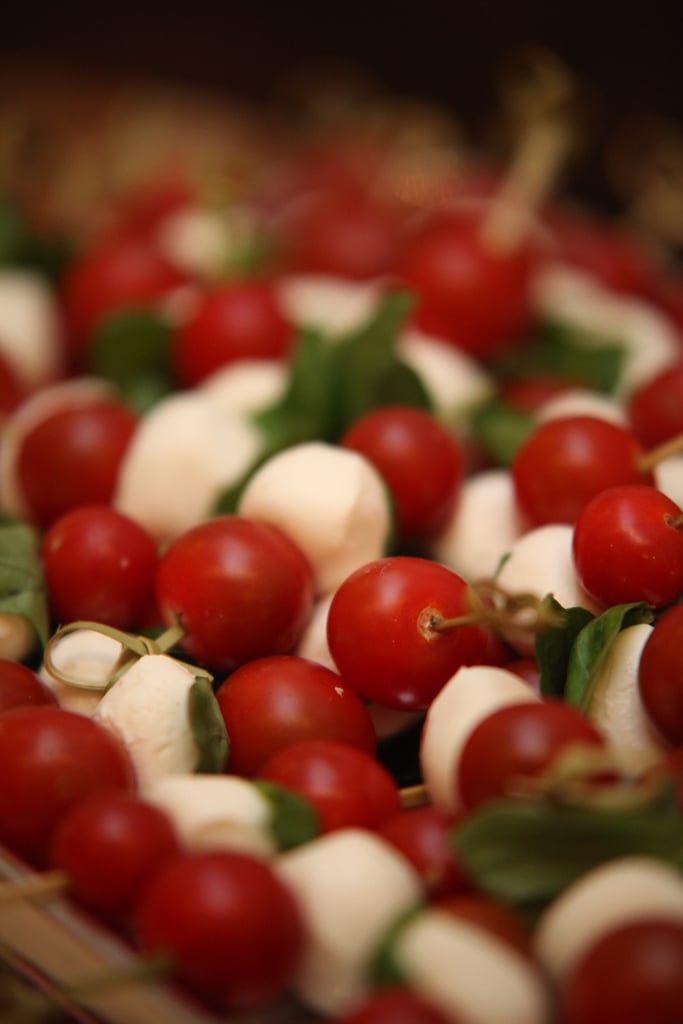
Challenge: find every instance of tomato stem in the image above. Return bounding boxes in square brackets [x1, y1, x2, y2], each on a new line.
[399, 783, 430, 809]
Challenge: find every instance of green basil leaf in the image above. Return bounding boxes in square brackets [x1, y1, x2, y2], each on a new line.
[0, 197, 73, 281]
[0, 521, 48, 648]
[368, 906, 423, 988]
[536, 596, 595, 698]
[468, 401, 536, 466]
[565, 602, 656, 711]
[87, 308, 175, 412]
[453, 784, 683, 914]
[189, 677, 229, 773]
[253, 780, 319, 851]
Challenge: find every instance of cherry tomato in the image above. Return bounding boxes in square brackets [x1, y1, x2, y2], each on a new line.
[134, 849, 305, 1012]
[336, 987, 453, 1024]
[393, 206, 537, 360]
[627, 361, 683, 448]
[61, 232, 188, 364]
[326, 556, 492, 711]
[259, 738, 402, 833]
[41, 505, 158, 630]
[375, 805, 470, 899]
[108, 170, 195, 238]
[49, 791, 181, 931]
[155, 515, 315, 672]
[16, 397, 139, 529]
[171, 280, 295, 388]
[0, 706, 136, 867]
[457, 698, 606, 811]
[638, 602, 683, 746]
[0, 660, 57, 714]
[561, 918, 683, 1024]
[511, 415, 654, 526]
[215, 654, 376, 776]
[497, 372, 582, 414]
[0, 352, 28, 417]
[572, 485, 683, 609]
[433, 892, 533, 959]
[340, 404, 465, 540]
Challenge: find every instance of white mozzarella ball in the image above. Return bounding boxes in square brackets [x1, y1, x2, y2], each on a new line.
[584, 622, 670, 774]
[495, 524, 600, 654]
[198, 358, 287, 416]
[536, 388, 628, 426]
[654, 454, 683, 509]
[430, 468, 524, 581]
[93, 654, 200, 792]
[392, 909, 550, 1024]
[533, 855, 683, 982]
[114, 391, 262, 543]
[144, 773, 276, 858]
[0, 377, 115, 520]
[420, 665, 539, 812]
[237, 441, 392, 595]
[274, 828, 423, 1015]
[275, 274, 384, 336]
[0, 270, 64, 389]
[39, 628, 124, 716]
[396, 328, 495, 428]
[155, 204, 257, 279]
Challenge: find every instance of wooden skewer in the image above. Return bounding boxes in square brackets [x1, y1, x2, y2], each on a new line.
[0, 869, 68, 906]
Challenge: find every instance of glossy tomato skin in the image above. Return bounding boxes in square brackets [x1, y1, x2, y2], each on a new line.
[457, 698, 606, 811]
[172, 280, 295, 388]
[17, 398, 139, 529]
[0, 660, 57, 714]
[155, 516, 315, 673]
[393, 206, 537, 360]
[326, 556, 491, 711]
[340, 404, 465, 540]
[561, 918, 683, 1024]
[627, 361, 683, 448]
[0, 706, 136, 867]
[638, 603, 683, 746]
[511, 415, 653, 526]
[49, 791, 181, 931]
[61, 232, 188, 364]
[259, 738, 402, 833]
[215, 654, 376, 776]
[336, 987, 453, 1024]
[134, 849, 305, 1013]
[572, 485, 683, 609]
[41, 505, 158, 630]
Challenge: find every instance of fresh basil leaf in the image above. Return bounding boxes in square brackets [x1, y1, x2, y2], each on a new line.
[88, 308, 175, 412]
[0, 521, 48, 647]
[368, 906, 423, 987]
[253, 780, 319, 851]
[536, 596, 595, 698]
[565, 602, 656, 711]
[0, 197, 72, 281]
[453, 783, 683, 913]
[469, 401, 536, 466]
[189, 676, 229, 773]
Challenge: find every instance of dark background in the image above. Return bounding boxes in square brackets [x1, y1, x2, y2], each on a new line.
[2, 1, 682, 211]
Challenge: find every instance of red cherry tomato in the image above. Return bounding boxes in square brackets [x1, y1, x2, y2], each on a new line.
[638, 603, 683, 746]
[457, 698, 606, 811]
[561, 918, 683, 1024]
[511, 415, 653, 526]
[497, 372, 582, 414]
[41, 505, 158, 630]
[0, 353, 28, 417]
[49, 791, 181, 931]
[375, 804, 470, 899]
[572, 485, 683, 609]
[259, 738, 402, 833]
[61, 232, 188, 363]
[627, 361, 683, 448]
[340, 404, 465, 540]
[134, 849, 305, 1013]
[16, 397, 139, 529]
[215, 654, 376, 776]
[155, 515, 315, 672]
[336, 987, 454, 1024]
[326, 556, 492, 711]
[0, 660, 57, 714]
[393, 206, 537, 360]
[171, 280, 294, 388]
[0, 706, 136, 867]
